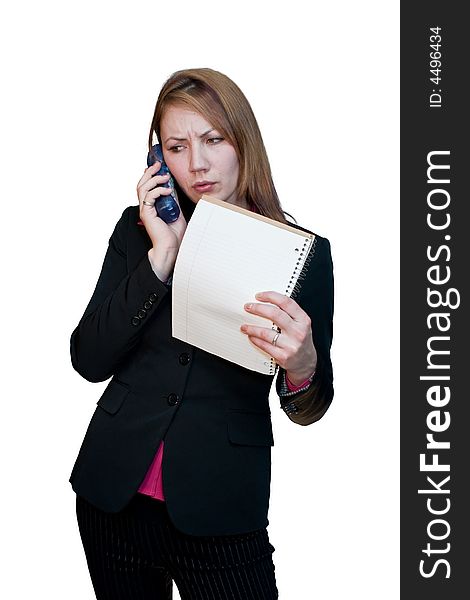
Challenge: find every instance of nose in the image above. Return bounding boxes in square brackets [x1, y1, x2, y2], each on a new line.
[188, 143, 210, 173]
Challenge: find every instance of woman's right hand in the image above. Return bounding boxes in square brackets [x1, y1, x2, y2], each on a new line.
[136, 161, 187, 281]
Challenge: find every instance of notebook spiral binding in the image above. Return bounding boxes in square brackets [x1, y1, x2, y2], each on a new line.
[287, 235, 317, 300]
[267, 235, 317, 375]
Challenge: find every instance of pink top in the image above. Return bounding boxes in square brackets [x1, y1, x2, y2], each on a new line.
[137, 372, 313, 501]
[138, 438, 165, 499]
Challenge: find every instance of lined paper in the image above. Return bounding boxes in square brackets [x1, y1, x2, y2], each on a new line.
[172, 196, 314, 374]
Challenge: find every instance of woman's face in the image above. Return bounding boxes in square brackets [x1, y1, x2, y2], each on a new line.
[160, 105, 246, 208]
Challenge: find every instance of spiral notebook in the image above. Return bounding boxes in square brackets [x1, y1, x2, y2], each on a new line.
[172, 196, 316, 374]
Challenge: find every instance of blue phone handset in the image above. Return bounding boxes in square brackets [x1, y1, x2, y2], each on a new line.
[146, 144, 181, 223]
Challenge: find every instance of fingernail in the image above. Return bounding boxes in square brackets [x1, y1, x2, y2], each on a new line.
[245, 303, 252, 310]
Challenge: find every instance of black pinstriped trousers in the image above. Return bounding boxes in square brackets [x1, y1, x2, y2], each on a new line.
[76, 493, 279, 600]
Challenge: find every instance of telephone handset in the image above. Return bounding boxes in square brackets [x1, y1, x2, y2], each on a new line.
[146, 144, 181, 223]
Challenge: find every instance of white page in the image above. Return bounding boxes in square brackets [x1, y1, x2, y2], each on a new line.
[172, 197, 314, 373]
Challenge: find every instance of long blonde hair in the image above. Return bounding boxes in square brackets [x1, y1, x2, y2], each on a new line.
[148, 68, 291, 224]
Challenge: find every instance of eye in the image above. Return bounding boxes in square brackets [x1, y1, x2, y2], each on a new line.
[207, 137, 224, 145]
[168, 144, 184, 153]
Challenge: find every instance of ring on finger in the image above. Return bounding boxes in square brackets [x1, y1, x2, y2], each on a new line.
[272, 331, 281, 346]
[142, 200, 155, 207]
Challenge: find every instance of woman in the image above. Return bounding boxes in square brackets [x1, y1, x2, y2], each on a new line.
[70, 68, 334, 600]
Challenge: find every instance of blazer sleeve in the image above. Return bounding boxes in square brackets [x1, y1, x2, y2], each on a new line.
[275, 236, 334, 426]
[70, 206, 170, 383]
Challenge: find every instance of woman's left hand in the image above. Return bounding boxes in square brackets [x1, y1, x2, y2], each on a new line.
[240, 291, 317, 385]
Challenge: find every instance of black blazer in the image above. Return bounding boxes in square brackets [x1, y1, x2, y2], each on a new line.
[69, 204, 334, 536]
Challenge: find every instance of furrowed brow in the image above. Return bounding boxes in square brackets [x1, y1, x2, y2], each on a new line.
[164, 129, 215, 144]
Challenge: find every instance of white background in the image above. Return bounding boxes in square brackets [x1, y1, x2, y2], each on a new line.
[1, 1, 399, 598]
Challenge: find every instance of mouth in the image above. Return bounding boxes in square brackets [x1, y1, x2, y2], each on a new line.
[192, 181, 216, 193]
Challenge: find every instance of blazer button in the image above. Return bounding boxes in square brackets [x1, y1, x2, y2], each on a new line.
[131, 316, 141, 326]
[149, 293, 158, 303]
[179, 353, 190, 366]
[143, 301, 152, 310]
[138, 308, 147, 319]
[167, 393, 179, 406]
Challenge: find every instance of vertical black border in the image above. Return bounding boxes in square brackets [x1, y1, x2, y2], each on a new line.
[401, 3, 468, 598]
